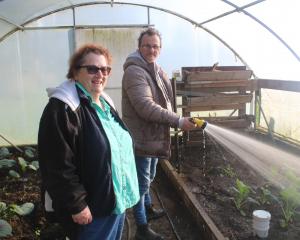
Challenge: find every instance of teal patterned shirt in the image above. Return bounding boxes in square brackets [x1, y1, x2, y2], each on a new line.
[76, 82, 139, 214]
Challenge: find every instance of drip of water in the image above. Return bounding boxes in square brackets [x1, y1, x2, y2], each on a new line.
[204, 123, 300, 188]
[202, 129, 206, 176]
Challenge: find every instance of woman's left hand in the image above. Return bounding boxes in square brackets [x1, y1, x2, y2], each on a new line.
[72, 206, 93, 225]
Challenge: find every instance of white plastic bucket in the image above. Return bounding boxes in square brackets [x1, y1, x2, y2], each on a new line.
[253, 210, 271, 238]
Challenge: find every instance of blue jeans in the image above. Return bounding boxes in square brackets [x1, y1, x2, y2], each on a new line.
[133, 156, 158, 225]
[78, 213, 125, 240]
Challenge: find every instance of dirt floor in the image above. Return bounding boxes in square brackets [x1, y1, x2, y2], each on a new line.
[170, 130, 300, 240]
[123, 167, 203, 240]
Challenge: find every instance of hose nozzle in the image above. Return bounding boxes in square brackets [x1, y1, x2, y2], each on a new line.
[189, 117, 207, 130]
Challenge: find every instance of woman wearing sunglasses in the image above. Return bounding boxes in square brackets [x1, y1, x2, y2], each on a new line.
[38, 44, 139, 240]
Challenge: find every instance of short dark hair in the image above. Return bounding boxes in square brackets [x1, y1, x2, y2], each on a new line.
[138, 27, 162, 48]
[66, 43, 112, 79]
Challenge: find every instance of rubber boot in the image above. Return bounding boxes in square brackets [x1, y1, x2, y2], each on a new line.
[146, 204, 165, 221]
[135, 224, 164, 240]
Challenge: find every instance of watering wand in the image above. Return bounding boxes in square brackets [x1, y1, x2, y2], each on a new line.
[172, 117, 207, 134]
[189, 117, 207, 130]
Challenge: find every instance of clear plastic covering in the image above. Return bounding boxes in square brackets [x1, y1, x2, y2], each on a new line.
[260, 89, 300, 142]
[0, 0, 299, 145]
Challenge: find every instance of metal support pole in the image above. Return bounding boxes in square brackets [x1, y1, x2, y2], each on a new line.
[171, 77, 180, 172]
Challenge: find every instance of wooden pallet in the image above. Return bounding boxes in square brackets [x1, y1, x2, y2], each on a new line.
[178, 66, 253, 122]
[176, 66, 254, 145]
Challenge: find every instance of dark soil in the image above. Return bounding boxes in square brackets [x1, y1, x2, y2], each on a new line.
[124, 167, 203, 240]
[0, 146, 46, 240]
[171, 130, 300, 240]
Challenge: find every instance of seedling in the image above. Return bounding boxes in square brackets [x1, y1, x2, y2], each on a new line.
[258, 185, 277, 205]
[10, 203, 35, 216]
[222, 164, 236, 178]
[8, 170, 20, 179]
[0, 201, 34, 237]
[232, 179, 259, 216]
[0, 156, 38, 179]
[0, 201, 34, 218]
[0, 219, 12, 238]
[16, 157, 39, 174]
[278, 186, 300, 228]
[0, 159, 16, 169]
[0, 202, 13, 237]
[24, 147, 36, 159]
[0, 147, 11, 159]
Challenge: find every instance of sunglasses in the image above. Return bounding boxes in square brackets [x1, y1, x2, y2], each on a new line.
[78, 65, 111, 75]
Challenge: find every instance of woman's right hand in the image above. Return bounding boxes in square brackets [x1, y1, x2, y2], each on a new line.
[72, 206, 93, 225]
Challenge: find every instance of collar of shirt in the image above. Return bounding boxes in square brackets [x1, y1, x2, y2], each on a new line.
[75, 82, 110, 113]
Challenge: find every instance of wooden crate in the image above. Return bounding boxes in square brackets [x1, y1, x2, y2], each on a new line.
[178, 66, 254, 119]
[176, 66, 254, 145]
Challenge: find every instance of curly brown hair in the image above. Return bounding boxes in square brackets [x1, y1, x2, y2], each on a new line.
[66, 43, 112, 79]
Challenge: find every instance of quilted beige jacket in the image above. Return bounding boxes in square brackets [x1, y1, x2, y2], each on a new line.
[122, 51, 180, 158]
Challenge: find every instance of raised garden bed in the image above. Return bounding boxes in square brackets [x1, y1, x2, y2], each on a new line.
[169, 130, 300, 239]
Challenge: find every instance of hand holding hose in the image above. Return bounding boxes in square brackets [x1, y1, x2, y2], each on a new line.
[180, 117, 197, 131]
[189, 117, 207, 129]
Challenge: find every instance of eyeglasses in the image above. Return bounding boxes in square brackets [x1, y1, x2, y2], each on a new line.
[141, 44, 161, 50]
[78, 65, 111, 75]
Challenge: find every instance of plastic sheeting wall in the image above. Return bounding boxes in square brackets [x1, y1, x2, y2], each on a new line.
[75, 28, 142, 114]
[260, 90, 300, 142]
[0, 28, 140, 146]
[0, 30, 71, 146]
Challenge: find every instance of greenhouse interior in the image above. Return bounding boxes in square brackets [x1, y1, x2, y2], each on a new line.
[0, 0, 300, 239]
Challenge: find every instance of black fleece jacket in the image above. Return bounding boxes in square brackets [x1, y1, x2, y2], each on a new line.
[38, 86, 127, 232]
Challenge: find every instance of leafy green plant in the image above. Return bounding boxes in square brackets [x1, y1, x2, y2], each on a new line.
[222, 164, 236, 178]
[28, 160, 39, 171]
[18, 157, 28, 173]
[278, 186, 300, 228]
[0, 201, 35, 237]
[258, 185, 277, 205]
[0, 201, 34, 218]
[0, 202, 6, 216]
[0, 157, 38, 178]
[17, 157, 39, 174]
[232, 179, 259, 216]
[0, 159, 16, 169]
[0, 202, 13, 237]
[285, 170, 300, 186]
[8, 170, 20, 179]
[16, 157, 39, 174]
[35, 228, 41, 237]
[0, 219, 12, 238]
[0, 147, 11, 159]
[24, 146, 36, 159]
[10, 203, 34, 216]
[0, 202, 13, 219]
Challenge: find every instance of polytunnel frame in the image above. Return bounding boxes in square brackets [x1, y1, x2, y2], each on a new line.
[1, 0, 299, 70]
[0, 0, 300, 144]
